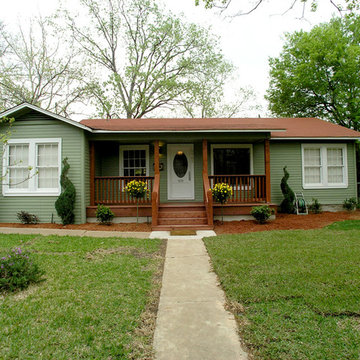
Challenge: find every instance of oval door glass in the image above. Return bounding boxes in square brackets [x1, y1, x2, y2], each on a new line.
[173, 152, 188, 178]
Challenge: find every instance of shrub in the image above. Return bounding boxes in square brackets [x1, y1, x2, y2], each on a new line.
[96, 204, 115, 225]
[251, 205, 274, 224]
[280, 166, 295, 214]
[17, 211, 39, 224]
[0, 247, 44, 293]
[55, 158, 76, 225]
[343, 197, 357, 211]
[308, 198, 322, 214]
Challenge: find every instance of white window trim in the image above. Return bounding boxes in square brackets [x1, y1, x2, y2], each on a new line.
[210, 144, 254, 175]
[119, 145, 149, 176]
[2, 138, 62, 196]
[301, 144, 348, 189]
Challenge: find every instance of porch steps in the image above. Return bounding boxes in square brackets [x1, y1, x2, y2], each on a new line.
[153, 203, 213, 231]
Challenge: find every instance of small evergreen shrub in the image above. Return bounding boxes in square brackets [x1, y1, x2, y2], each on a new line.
[96, 204, 115, 225]
[17, 211, 39, 224]
[251, 205, 274, 224]
[0, 247, 44, 293]
[280, 166, 295, 214]
[55, 158, 76, 225]
[308, 198, 322, 214]
[343, 197, 357, 211]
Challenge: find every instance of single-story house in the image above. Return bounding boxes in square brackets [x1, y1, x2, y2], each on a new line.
[0, 103, 359, 229]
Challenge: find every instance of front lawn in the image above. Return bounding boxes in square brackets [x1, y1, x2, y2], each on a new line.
[204, 226, 360, 360]
[0, 234, 164, 359]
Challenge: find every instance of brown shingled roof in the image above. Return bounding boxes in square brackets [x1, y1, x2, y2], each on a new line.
[79, 117, 360, 139]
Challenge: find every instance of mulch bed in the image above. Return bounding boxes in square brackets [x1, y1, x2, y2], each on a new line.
[214, 210, 360, 234]
[0, 211, 359, 234]
[0, 222, 152, 232]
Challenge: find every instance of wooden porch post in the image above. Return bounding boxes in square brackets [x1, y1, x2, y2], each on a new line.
[154, 140, 160, 175]
[202, 139, 213, 226]
[90, 142, 95, 206]
[264, 138, 271, 203]
[152, 140, 160, 227]
[202, 139, 208, 174]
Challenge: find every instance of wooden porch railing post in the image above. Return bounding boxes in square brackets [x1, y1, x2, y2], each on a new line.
[154, 140, 160, 175]
[202, 139, 213, 226]
[264, 138, 271, 203]
[202, 139, 208, 174]
[152, 140, 160, 227]
[90, 142, 95, 206]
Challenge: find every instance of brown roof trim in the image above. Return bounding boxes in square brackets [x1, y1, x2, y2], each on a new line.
[79, 117, 360, 139]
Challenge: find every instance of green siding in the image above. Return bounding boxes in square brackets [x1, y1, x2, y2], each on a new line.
[82, 135, 90, 222]
[0, 111, 87, 224]
[270, 141, 357, 205]
[253, 143, 265, 174]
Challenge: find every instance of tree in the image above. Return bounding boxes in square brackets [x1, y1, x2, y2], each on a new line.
[65, 0, 233, 118]
[195, 0, 360, 17]
[266, 15, 360, 131]
[280, 167, 295, 214]
[177, 52, 234, 118]
[179, 84, 260, 118]
[0, 17, 87, 117]
[174, 48, 260, 118]
[55, 158, 76, 225]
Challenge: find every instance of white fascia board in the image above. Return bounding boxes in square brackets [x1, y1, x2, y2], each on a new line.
[0, 103, 93, 132]
[91, 129, 286, 134]
[271, 137, 360, 141]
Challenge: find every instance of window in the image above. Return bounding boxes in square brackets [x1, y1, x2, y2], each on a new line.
[302, 144, 347, 188]
[8, 144, 30, 189]
[37, 144, 59, 189]
[211, 144, 253, 175]
[3, 139, 61, 196]
[119, 145, 149, 176]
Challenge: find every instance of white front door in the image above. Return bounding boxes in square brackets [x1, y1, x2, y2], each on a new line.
[167, 144, 194, 200]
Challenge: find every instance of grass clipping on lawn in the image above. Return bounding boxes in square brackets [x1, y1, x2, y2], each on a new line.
[204, 222, 360, 360]
[0, 233, 165, 360]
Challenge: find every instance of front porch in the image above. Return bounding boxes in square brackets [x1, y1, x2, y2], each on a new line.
[87, 139, 274, 229]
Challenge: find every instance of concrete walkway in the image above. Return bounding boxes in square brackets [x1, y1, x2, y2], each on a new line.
[153, 235, 248, 360]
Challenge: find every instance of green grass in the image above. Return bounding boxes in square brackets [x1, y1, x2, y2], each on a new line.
[326, 220, 360, 230]
[0, 234, 163, 359]
[204, 229, 360, 360]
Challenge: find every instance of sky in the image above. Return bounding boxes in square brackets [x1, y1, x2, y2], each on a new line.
[0, 0, 346, 117]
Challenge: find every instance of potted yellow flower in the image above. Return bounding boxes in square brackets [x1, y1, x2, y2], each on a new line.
[211, 183, 233, 223]
[125, 180, 148, 223]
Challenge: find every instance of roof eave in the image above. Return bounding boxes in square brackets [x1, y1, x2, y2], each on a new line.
[0, 103, 93, 132]
[90, 129, 286, 133]
[271, 136, 360, 140]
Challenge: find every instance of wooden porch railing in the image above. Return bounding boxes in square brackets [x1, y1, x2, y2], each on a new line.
[94, 176, 154, 205]
[208, 175, 267, 203]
